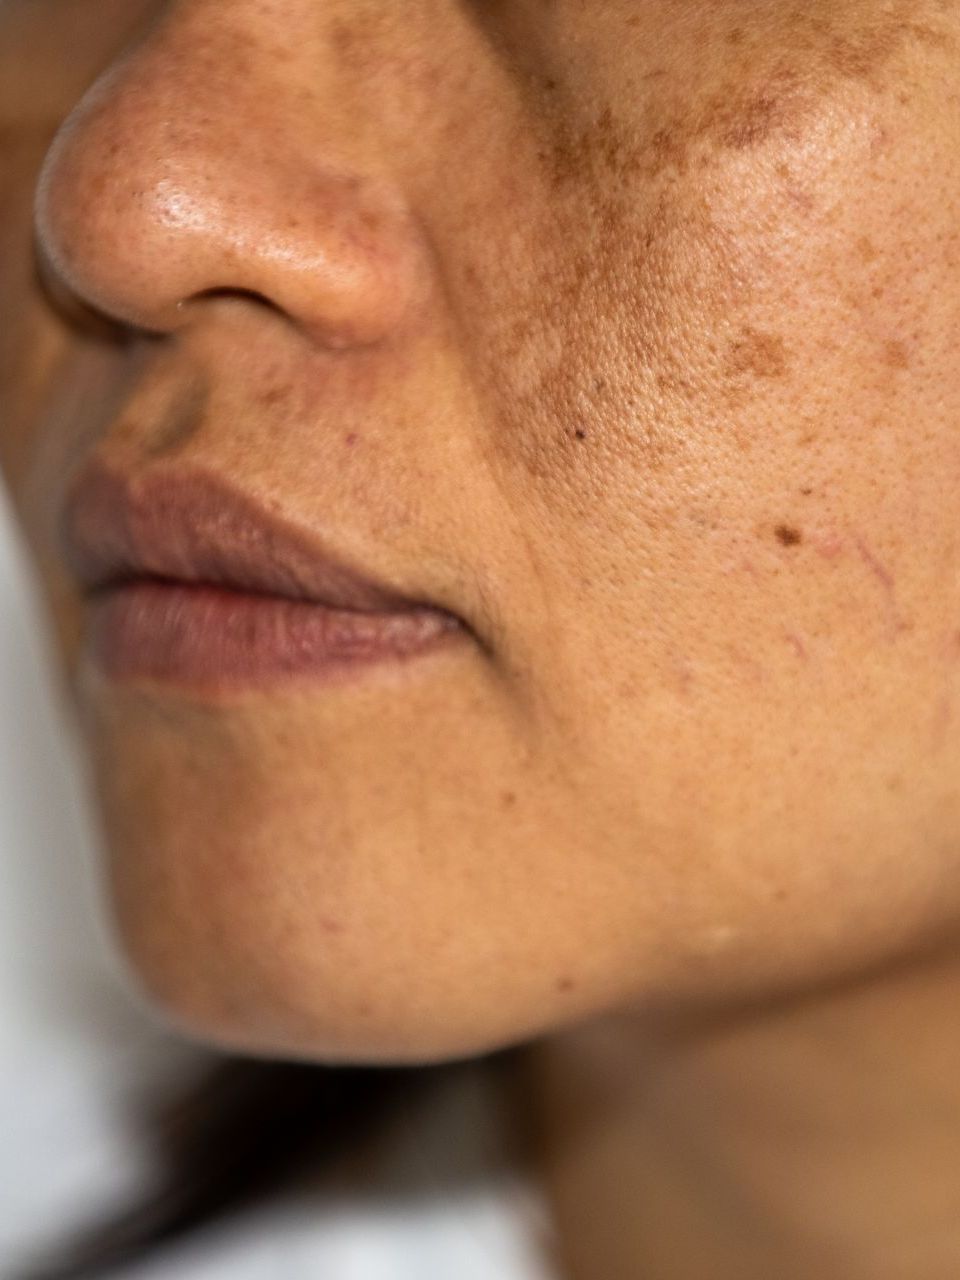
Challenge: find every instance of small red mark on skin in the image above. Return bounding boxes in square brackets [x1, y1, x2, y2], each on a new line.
[853, 535, 895, 592]
[852, 534, 911, 639]
[870, 125, 890, 158]
[319, 918, 343, 934]
[672, 655, 695, 696]
[344, 432, 360, 446]
[727, 644, 766, 684]
[932, 691, 952, 751]
[810, 531, 846, 560]
[784, 631, 808, 661]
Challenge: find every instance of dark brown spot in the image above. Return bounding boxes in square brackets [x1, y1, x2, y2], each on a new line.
[799, 487, 814, 496]
[775, 524, 803, 546]
[574, 428, 587, 440]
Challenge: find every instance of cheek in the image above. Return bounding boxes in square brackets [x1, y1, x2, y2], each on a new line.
[482, 46, 960, 648]
[457, 62, 960, 995]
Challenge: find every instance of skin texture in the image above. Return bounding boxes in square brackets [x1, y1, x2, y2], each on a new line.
[5, 2, 960, 1274]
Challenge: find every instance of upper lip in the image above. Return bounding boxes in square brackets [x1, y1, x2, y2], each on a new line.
[58, 460, 446, 614]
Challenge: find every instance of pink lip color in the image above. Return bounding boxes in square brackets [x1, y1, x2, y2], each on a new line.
[88, 579, 465, 687]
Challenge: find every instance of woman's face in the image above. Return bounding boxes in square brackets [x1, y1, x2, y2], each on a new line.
[3, 0, 960, 1062]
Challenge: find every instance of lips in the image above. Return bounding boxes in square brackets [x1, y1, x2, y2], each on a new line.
[58, 460, 466, 686]
[60, 461, 445, 612]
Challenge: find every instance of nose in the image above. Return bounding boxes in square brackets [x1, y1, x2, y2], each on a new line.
[34, 6, 432, 350]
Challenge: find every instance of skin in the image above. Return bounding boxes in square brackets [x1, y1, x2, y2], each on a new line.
[5, 1, 960, 1275]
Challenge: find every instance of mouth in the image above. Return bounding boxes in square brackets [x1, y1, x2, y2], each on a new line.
[59, 461, 468, 688]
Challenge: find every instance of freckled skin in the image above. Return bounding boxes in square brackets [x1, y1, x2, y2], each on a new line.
[3, 0, 960, 1083]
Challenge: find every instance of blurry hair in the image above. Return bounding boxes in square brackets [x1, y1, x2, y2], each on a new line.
[14, 1047, 525, 1279]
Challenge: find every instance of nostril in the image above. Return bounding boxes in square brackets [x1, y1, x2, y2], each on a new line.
[185, 285, 281, 317]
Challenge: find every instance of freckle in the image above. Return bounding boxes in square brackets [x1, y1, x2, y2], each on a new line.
[774, 524, 803, 547]
[886, 774, 903, 792]
[727, 327, 790, 380]
[799, 487, 814, 496]
[356, 1003, 372, 1017]
[556, 977, 576, 993]
[882, 340, 910, 370]
[574, 428, 587, 440]
[501, 790, 517, 808]
[258, 385, 288, 407]
[542, 76, 558, 91]
[593, 378, 607, 392]
[857, 235, 878, 264]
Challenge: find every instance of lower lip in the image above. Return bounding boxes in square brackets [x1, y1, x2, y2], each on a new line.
[85, 580, 466, 688]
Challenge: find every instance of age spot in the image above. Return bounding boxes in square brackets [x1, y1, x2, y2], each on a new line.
[727, 327, 790, 380]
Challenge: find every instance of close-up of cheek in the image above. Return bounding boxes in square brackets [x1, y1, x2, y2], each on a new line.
[6, 0, 960, 1072]
[449, 15, 960, 1015]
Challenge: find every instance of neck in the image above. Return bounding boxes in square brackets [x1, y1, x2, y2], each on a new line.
[519, 945, 960, 1280]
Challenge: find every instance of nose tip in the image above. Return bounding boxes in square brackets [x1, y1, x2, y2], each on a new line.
[34, 53, 430, 349]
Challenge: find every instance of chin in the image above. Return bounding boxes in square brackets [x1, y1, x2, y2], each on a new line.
[110, 926, 576, 1067]
[100, 842, 605, 1067]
